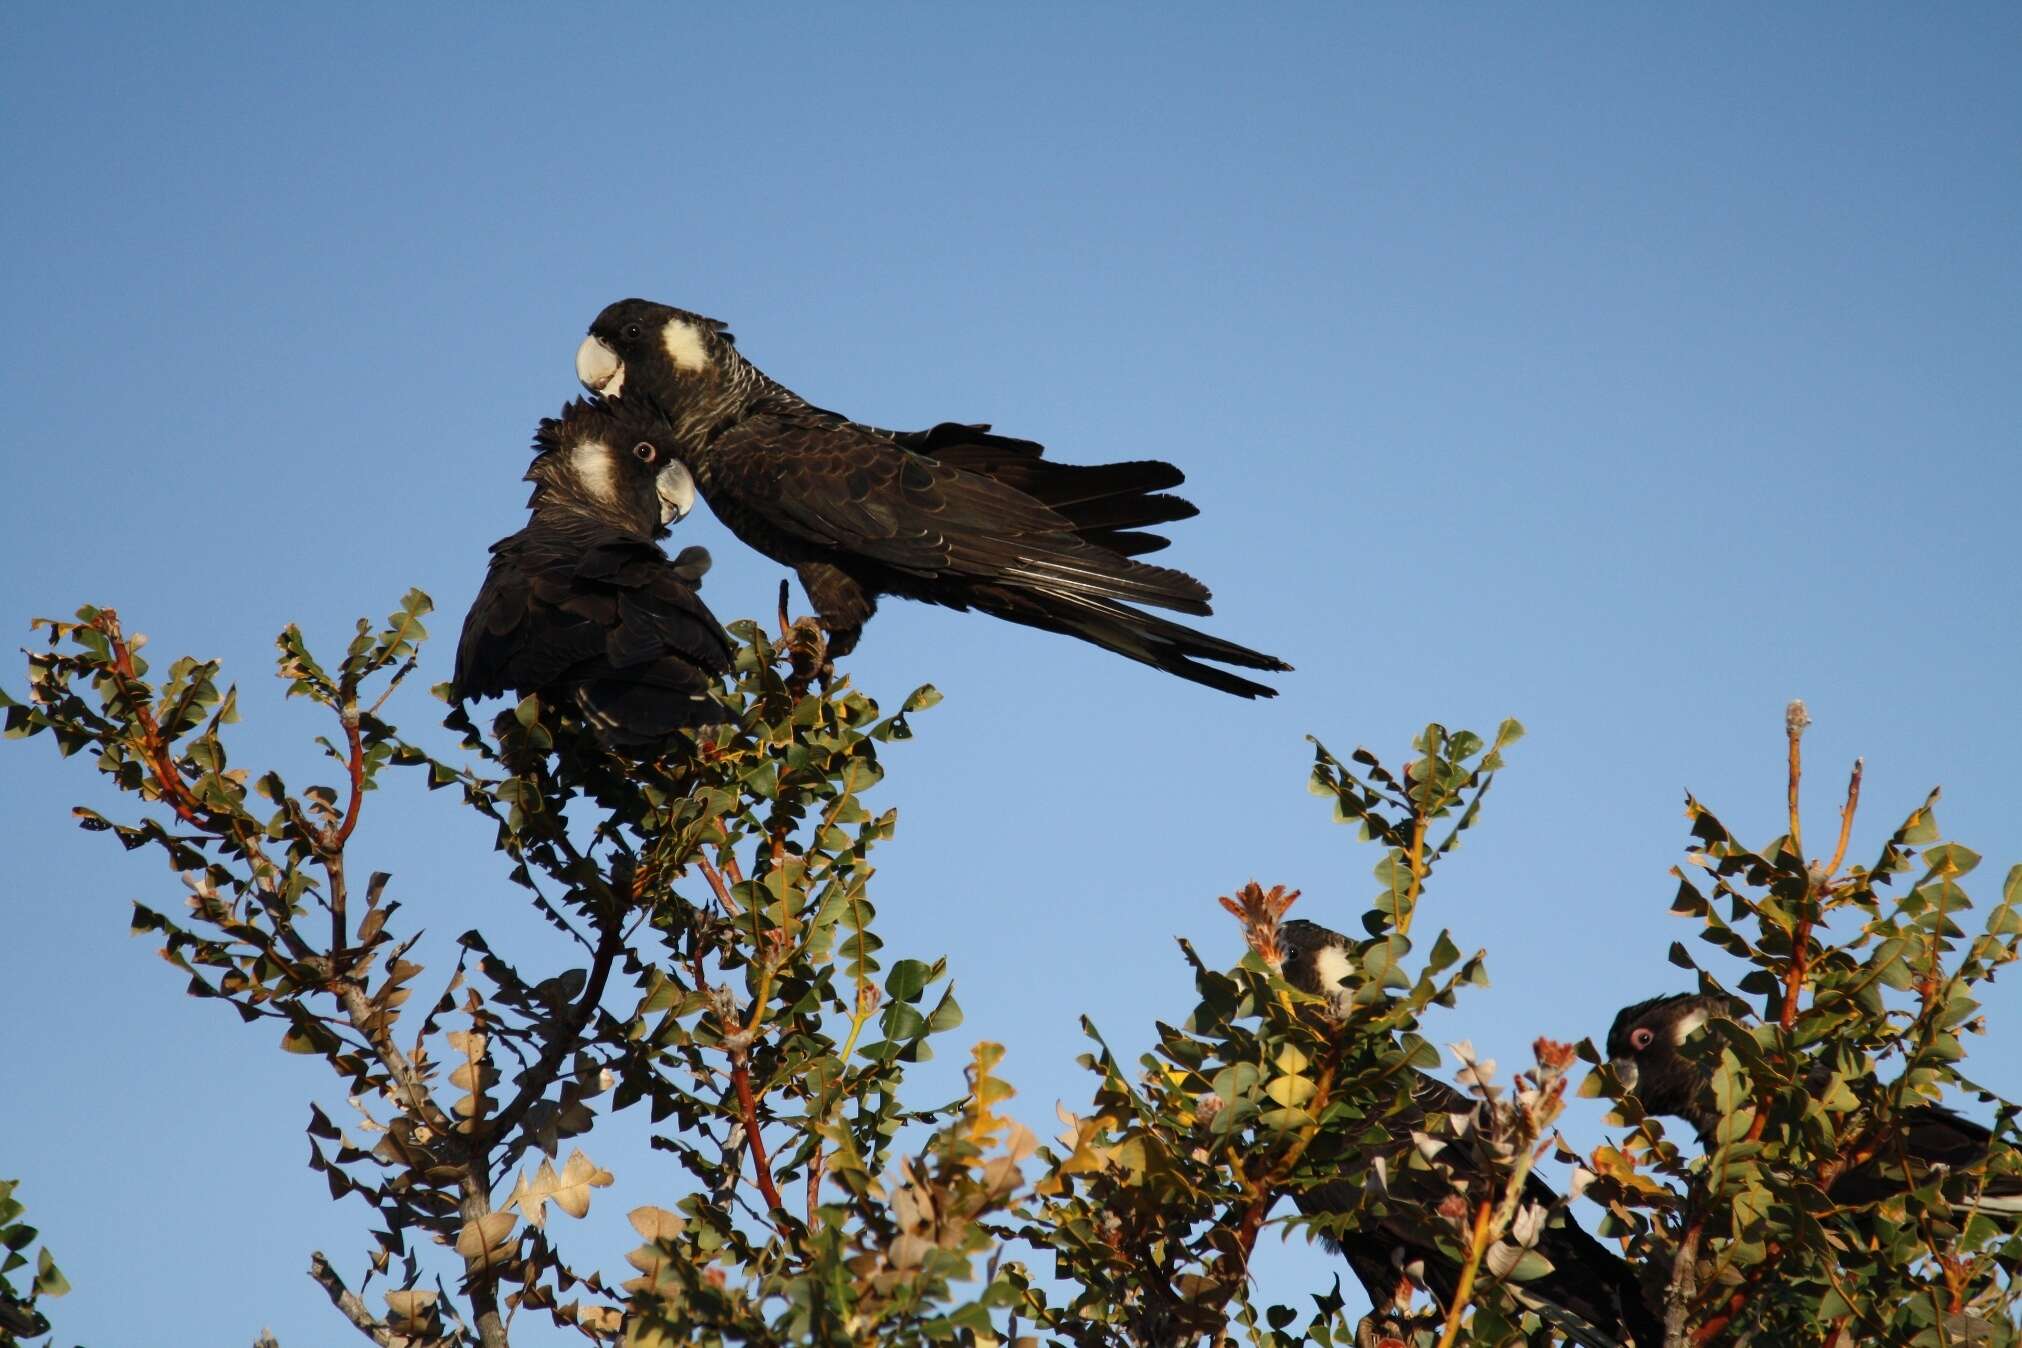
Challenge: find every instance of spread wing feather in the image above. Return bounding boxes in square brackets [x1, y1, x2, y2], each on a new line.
[880, 422, 1198, 546]
[705, 414, 1213, 614]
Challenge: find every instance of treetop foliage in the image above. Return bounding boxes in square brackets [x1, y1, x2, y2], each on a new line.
[4, 599, 2017, 1347]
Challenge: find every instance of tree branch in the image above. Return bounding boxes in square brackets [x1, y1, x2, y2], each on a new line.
[457, 1172, 509, 1348]
[1784, 699, 1809, 859]
[307, 1252, 400, 1348]
[729, 1044, 785, 1219]
[489, 907, 626, 1151]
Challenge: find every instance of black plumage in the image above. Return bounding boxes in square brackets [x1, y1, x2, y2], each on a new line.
[1279, 920, 1661, 1348]
[571, 298, 1291, 697]
[452, 400, 736, 747]
[1606, 993, 2022, 1217]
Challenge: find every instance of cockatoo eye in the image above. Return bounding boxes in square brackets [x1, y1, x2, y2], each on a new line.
[1630, 1027, 1655, 1051]
[633, 442, 657, 464]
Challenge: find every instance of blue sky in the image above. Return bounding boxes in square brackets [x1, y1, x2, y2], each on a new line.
[2, 7, 2018, 1343]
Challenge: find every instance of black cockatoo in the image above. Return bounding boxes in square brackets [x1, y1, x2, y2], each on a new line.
[571, 298, 1290, 697]
[453, 399, 735, 747]
[1606, 992, 2022, 1217]
[1279, 919, 1661, 1347]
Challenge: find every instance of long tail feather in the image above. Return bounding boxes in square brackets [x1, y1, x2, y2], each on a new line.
[972, 585, 1290, 698]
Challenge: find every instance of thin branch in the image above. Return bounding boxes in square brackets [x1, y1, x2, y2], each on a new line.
[1779, 918, 1813, 1035]
[698, 854, 741, 914]
[1784, 699, 1810, 860]
[1663, 1218, 1703, 1348]
[307, 1252, 399, 1347]
[96, 611, 204, 829]
[1216, 1059, 1340, 1303]
[729, 1045, 786, 1219]
[333, 703, 367, 848]
[364, 657, 418, 717]
[489, 907, 626, 1149]
[1825, 757, 1864, 878]
[329, 852, 352, 972]
[1399, 810, 1428, 937]
[96, 611, 323, 969]
[1433, 1200, 1496, 1348]
[336, 980, 453, 1134]
[806, 1138, 826, 1229]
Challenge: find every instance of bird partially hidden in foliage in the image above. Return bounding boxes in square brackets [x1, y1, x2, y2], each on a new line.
[571, 298, 1291, 697]
[1606, 992, 2022, 1218]
[1278, 919, 1662, 1348]
[453, 399, 736, 748]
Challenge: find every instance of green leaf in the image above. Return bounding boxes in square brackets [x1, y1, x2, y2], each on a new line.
[33, 1246, 69, 1298]
[885, 958, 933, 1004]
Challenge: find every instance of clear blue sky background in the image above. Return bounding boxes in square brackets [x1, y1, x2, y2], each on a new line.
[3, 7, 2018, 1344]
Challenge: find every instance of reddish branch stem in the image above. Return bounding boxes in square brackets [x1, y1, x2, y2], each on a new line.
[1222, 1061, 1338, 1295]
[698, 854, 741, 913]
[332, 708, 366, 848]
[1779, 917, 1812, 1036]
[98, 612, 204, 827]
[1825, 759, 1863, 877]
[730, 1050, 784, 1216]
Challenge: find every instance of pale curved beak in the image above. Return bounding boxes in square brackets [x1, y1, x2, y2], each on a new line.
[1610, 1059, 1639, 1092]
[576, 335, 624, 396]
[656, 460, 696, 525]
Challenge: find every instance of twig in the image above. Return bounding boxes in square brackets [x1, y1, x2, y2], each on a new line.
[307, 1252, 398, 1347]
[698, 854, 741, 914]
[1664, 1218, 1703, 1348]
[1825, 758, 1864, 877]
[806, 1138, 826, 1229]
[333, 702, 367, 848]
[1400, 810, 1428, 936]
[96, 611, 205, 829]
[1220, 1061, 1339, 1295]
[95, 612, 322, 969]
[837, 982, 878, 1065]
[1433, 1200, 1496, 1348]
[323, 701, 367, 966]
[729, 1047, 786, 1219]
[336, 980, 455, 1134]
[1784, 700, 1810, 859]
[489, 907, 626, 1149]
[1780, 916, 1813, 1036]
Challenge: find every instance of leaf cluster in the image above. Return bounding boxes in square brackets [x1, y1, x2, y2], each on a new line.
[1579, 717, 2022, 1345]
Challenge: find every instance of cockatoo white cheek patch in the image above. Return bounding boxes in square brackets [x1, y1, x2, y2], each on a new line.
[1671, 1007, 1710, 1045]
[1312, 944, 1355, 992]
[656, 460, 697, 525]
[661, 319, 712, 372]
[571, 441, 619, 505]
[576, 335, 625, 396]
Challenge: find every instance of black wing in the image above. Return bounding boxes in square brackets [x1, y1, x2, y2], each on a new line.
[701, 412, 1290, 696]
[1296, 1091, 1661, 1347]
[1831, 1102, 2022, 1216]
[879, 421, 1199, 558]
[707, 412, 1215, 611]
[454, 518, 734, 746]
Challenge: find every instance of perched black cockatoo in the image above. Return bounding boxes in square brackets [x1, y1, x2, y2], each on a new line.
[1278, 919, 1661, 1347]
[453, 399, 736, 747]
[1606, 992, 2022, 1217]
[570, 298, 1290, 697]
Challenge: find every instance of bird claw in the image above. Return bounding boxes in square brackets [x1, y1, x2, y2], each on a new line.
[780, 616, 831, 697]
